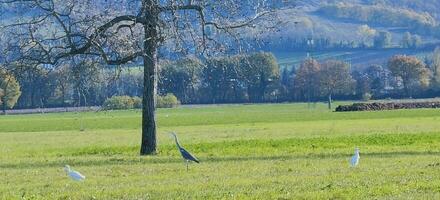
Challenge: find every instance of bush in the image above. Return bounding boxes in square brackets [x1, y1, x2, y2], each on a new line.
[102, 96, 134, 110]
[362, 93, 372, 101]
[132, 96, 142, 109]
[103, 94, 180, 110]
[157, 93, 180, 108]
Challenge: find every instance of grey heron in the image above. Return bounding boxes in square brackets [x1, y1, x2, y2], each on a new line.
[64, 165, 86, 181]
[170, 132, 199, 171]
[350, 148, 360, 167]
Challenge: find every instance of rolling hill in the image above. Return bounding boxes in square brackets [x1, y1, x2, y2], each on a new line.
[261, 0, 440, 69]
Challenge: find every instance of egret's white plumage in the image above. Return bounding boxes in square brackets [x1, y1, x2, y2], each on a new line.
[350, 148, 360, 167]
[64, 165, 86, 181]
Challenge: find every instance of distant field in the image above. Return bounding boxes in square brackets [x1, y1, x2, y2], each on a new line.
[1, 103, 440, 199]
[275, 49, 432, 69]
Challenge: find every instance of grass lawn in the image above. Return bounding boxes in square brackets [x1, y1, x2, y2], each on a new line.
[1, 103, 440, 199]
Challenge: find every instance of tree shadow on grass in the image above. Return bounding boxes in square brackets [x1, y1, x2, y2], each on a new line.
[1, 151, 439, 170]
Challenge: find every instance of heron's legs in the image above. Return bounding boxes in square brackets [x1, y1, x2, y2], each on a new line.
[186, 160, 189, 171]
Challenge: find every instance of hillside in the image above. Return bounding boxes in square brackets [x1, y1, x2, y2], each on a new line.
[263, 0, 440, 47]
[256, 0, 440, 69]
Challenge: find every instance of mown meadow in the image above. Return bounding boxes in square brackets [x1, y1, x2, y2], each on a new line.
[1, 103, 440, 199]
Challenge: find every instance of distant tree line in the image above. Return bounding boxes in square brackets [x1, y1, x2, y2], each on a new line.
[0, 52, 280, 109]
[259, 27, 426, 52]
[2, 49, 440, 110]
[290, 50, 440, 107]
[159, 52, 280, 104]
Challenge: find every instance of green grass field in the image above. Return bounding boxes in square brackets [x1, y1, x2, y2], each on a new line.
[1, 103, 440, 199]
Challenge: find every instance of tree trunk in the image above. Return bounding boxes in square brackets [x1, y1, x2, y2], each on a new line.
[328, 94, 332, 110]
[2, 96, 6, 115]
[61, 86, 67, 112]
[2, 81, 9, 115]
[403, 81, 411, 98]
[140, 3, 159, 155]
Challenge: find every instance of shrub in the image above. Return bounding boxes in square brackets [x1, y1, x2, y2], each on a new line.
[157, 93, 180, 108]
[132, 96, 142, 109]
[362, 93, 372, 101]
[103, 94, 180, 110]
[103, 96, 134, 110]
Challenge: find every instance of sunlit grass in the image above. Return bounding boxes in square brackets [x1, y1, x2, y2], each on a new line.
[1, 103, 440, 199]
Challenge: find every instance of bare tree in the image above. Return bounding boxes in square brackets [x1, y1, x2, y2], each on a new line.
[294, 58, 321, 103]
[318, 60, 355, 110]
[1, 0, 283, 155]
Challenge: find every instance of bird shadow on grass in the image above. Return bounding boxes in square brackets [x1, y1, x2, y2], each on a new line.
[1, 151, 439, 170]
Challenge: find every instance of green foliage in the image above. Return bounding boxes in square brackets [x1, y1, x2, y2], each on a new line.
[159, 57, 203, 103]
[200, 52, 280, 103]
[103, 96, 135, 110]
[1, 103, 440, 198]
[202, 55, 243, 103]
[13, 65, 54, 108]
[159, 52, 280, 104]
[132, 96, 142, 109]
[240, 52, 280, 102]
[157, 93, 180, 108]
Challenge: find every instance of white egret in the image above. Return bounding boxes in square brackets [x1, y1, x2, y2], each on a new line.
[350, 148, 360, 167]
[64, 165, 86, 181]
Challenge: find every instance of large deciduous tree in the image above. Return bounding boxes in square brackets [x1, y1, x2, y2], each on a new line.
[293, 58, 321, 102]
[240, 52, 279, 103]
[159, 57, 203, 104]
[431, 47, 440, 88]
[202, 56, 241, 103]
[357, 24, 376, 48]
[318, 60, 355, 110]
[1, 0, 279, 155]
[388, 55, 430, 97]
[0, 68, 21, 114]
